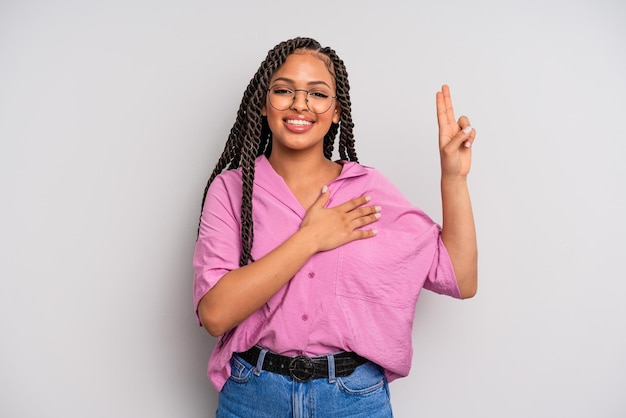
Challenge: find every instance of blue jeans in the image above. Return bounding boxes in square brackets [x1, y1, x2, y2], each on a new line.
[216, 351, 394, 417]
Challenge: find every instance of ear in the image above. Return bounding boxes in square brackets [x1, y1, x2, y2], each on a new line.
[262, 104, 267, 116]
[332, 104, 341, 124]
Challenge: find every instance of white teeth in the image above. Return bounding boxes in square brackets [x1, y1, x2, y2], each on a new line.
[286, 119, 312, 126]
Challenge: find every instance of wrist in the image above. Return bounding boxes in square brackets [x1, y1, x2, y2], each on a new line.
[293, 226, 322, 255]
[441, 174, 468, 186]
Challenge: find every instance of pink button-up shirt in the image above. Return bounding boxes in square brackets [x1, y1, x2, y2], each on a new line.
[193, 155, 461, 391]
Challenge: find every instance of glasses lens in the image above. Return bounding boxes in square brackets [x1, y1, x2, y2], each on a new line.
[268, 86, 294, 111]
[268, 86, 335, 114]
[306, 89, 334, 114]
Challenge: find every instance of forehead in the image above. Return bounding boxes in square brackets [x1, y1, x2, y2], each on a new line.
[270, 51, 335, 85]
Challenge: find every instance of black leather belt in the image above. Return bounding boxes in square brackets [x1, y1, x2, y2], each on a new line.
[236, 346, 368, 382]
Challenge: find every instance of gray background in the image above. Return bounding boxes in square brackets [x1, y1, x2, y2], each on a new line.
[2, 0, 625, 417]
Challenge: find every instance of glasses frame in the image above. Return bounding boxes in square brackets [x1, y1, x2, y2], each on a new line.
[267, 85, 338, 114]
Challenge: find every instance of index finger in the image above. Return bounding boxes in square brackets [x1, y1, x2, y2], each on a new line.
[436, 84, 456, 128]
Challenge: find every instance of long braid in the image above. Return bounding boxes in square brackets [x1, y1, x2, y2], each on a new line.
[196, 76, 255, 236]
[198, 37, 359, 270]
[238, 87, 266, 265]
[320, 46, 358, 162]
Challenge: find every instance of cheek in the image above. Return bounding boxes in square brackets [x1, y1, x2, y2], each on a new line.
[265, 112, 283, 134]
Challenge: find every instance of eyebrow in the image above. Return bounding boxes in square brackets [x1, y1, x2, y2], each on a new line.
[271, 77, 332, 89]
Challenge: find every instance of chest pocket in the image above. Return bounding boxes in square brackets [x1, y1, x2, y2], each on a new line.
[335, 230, 425, 308]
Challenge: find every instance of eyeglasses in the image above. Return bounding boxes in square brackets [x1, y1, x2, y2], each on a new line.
[267, 84, 337, 114]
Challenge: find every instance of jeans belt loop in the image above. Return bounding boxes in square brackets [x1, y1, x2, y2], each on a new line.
[254, 348, 268, 376]
[326, 354, 336, 384]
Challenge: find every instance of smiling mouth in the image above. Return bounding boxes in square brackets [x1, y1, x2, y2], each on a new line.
[285, 119, 313, 126]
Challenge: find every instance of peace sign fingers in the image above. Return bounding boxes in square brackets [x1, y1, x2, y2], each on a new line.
[436, 84, 460, 144]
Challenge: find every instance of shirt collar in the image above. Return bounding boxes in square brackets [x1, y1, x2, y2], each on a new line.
[334, 159, 369, 181]
[253, 155, 369, 217]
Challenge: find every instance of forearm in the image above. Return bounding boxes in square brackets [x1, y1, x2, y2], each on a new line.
[198, 228, 318, 336]
[441, 175, 477, 298]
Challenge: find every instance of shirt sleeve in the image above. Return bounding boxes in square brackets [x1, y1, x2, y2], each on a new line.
[192, 174, 242, 325]
[422, 227, 462, 299]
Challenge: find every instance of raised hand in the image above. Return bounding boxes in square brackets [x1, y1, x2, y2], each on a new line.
[436, 85, 476, 178]
[300, 186, 381, 252]
[436, 84, 478, 298]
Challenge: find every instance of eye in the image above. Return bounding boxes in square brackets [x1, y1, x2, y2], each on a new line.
[309, 90, 330, 99]
[270, 86, 293, 96]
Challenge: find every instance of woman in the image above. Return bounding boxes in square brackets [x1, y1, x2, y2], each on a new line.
[193, 37, 477, 417]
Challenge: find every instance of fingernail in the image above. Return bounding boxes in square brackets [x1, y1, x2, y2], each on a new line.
[365, 196, 371, 202]
[464, 141, 472, 148]
[372, 229, 378, 235]
[321, 185, 328, 193]
[374, 213, 381, 219]
[463, 125, 472, 134]
[375, 206, 382, 212]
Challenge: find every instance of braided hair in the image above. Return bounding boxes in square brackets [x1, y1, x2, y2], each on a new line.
[198, 37, 358, 267]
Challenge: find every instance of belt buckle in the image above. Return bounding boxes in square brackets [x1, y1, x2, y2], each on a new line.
[289, 355, 315, 382]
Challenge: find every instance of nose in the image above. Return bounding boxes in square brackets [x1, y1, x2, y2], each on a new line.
[291, 90, 309, 112]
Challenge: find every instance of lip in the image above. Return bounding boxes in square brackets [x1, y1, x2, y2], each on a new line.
[283, 114, 315, 133]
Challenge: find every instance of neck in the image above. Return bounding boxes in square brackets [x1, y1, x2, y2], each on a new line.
[268, 146, 332, 184]
[268, 148, 342, 210]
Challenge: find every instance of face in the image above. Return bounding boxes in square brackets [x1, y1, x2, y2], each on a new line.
[262, 51, 341, 155]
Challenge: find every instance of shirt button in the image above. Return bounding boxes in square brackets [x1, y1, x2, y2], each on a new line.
[308, 272, 315, 278]
[301, 314, 309, 321]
